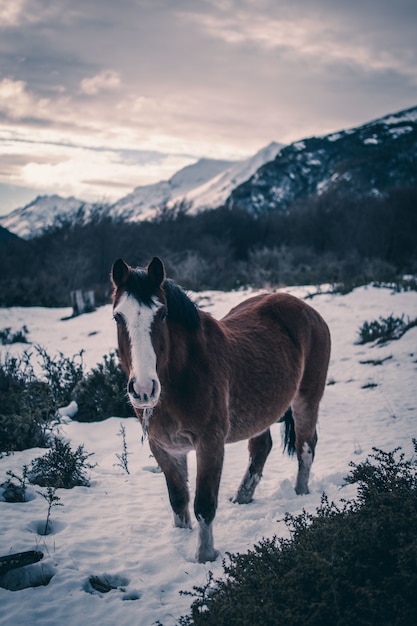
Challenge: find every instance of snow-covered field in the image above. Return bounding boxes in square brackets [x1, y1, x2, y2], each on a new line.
[0, 284, 416, 626]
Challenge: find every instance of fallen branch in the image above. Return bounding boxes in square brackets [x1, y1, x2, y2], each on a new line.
[0, 550, 43, 575]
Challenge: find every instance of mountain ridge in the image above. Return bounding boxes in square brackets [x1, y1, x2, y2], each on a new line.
[0, 142, 283, 239]
[228, 105, 417, 214]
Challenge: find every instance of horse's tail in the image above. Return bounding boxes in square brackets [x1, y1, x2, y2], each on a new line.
[282, 406, 296, 456]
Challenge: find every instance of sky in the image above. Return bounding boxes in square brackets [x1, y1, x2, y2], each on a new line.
[0, 0, 416, 216]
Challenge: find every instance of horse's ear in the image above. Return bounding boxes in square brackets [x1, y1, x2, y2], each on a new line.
[111, 258, 130, 287]
[147, 257, 165, 287]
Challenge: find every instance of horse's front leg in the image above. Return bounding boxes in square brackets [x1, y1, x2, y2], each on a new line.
[148, 440, 192, 529]
[194, 440, 224, 563]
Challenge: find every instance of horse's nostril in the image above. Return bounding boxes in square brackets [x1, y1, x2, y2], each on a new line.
[128, 378, 157, 401]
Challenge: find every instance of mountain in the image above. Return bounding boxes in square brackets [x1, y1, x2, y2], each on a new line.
[184, 142, 283, 214]
[108, 143, 283, 221]
[228, 106, 417, 214]
[0, 195, 97, 240]
[108, 158, 237, 222]
[0, 143, 283, 239]
[0, 224, 19, 242]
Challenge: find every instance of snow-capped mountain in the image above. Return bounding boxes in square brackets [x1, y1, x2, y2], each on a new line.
[0, 195, 98, 240]
[0, 144, 283, 239]
[228, 106, 417, 214]
[108, 143, 283, 222]
[109, 158, 238, 222]
[184, 142, 283, 214]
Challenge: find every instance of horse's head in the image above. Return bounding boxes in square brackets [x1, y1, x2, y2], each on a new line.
[111, 257, 169, 410]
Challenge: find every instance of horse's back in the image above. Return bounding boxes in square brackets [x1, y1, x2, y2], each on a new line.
[222, 291, 329, 349]
[221, 292, 330, 442]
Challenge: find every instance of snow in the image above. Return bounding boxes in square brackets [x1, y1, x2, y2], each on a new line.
[388, 125, 413, 138]
[112, 143, 283, 222]
[0, 196, 93, 240]
[185, 142, 283, 214]
[363, 136, 379, 145]
[110, 158, 237, 223]
[1, 284, 417, 625]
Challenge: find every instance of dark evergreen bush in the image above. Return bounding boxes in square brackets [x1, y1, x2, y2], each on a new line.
[35, 346, 84, 406]
[29, 437, 95, 488]
[177, 442, 417, 626]
[73, 352, 133, 421]
[0, 326, 29, 344]
[0, 347, 132, 451]
[358, 314, 417, 344]
[0, 349, 85, 452]
[0, 353, 55, 451]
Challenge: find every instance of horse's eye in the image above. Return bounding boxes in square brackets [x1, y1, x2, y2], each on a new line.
[160, 308, 167, 322]
[113, 312, 123, 325]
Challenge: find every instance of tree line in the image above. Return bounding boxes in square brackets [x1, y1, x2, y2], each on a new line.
[0, 185, 416, 307]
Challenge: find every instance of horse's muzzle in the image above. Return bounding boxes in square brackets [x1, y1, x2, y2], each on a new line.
[128, 377, 160, 408]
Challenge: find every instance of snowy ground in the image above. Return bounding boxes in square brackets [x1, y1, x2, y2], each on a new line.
[0, 284, 416, 626]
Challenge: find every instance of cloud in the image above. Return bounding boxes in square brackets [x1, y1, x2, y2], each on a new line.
[80, 70, 121, 95]
[0, 0, 26, 26]
[0, 78, 51, 119]
[0, 131, 198, 203]
[183, 7, 417, 82]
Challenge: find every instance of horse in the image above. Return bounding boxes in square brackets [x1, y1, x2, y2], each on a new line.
[111, 257, 331, 563]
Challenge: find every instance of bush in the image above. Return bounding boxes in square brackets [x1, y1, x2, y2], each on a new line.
[357, 314, 417, 344]
[0, 347, 130, 451]
[0, 326, 29, 344]
[0, 353, 55, 452]
[0, 349, 84, 453]
[178, 442, 417, 626]
[73, 352, 133, 421]
[29, 437, 95, 488]
[35, 346, 84, 406]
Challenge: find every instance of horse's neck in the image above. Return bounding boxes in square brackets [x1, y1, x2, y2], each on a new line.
[166, 312, 225, 376]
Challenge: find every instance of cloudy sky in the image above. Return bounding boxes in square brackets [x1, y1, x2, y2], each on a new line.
[0, 0, 416, 215]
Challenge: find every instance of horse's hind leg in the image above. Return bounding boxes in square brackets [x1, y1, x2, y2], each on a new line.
[148, 440, 191, 528]
[232, 429, 273, 504]
[291, 396, 319, 495]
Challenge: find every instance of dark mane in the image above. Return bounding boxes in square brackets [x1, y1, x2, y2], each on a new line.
[164, 279, 201, 331]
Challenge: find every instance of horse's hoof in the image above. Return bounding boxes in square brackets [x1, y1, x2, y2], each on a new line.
[196, 548, 220, 564]
[231, 494, 253, 504]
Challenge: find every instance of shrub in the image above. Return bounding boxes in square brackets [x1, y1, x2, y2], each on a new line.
[73, 352, 133, 421]
[0, 353, 55, 451]
[0, 349, 85, 452]
[178, 442, 417, 626]
[0, 326, 29, 344]
[35, 346, 84, 406]
[357, 314, 417, 344]
[0, 347, 133, 452]
[0, 466, 29, 502]
[29, 437, 95, 488]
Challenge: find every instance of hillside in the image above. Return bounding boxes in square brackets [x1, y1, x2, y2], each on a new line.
[228, 106, 417, 214]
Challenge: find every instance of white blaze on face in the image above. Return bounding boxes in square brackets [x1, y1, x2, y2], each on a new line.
[114, 292, 162, 408]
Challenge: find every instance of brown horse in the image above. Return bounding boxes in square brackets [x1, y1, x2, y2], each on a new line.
[111, 257, 331, 562]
